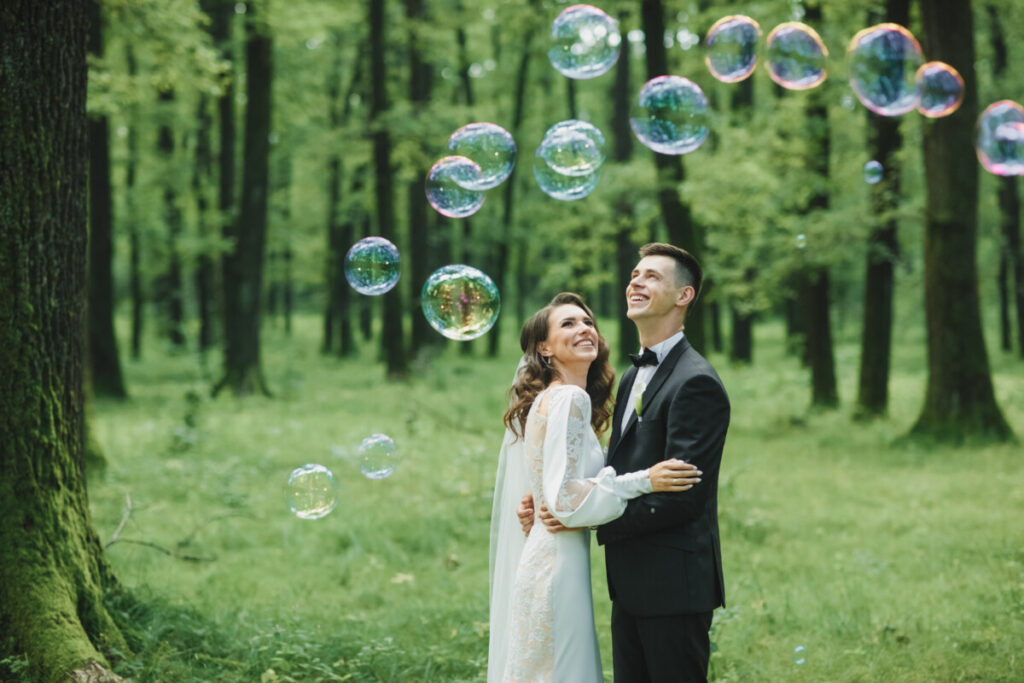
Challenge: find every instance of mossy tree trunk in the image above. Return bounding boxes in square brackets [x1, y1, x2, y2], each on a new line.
[216, 2, 273, 396]
[0, 3, 128, 680]
[911, 0, 1013, 441]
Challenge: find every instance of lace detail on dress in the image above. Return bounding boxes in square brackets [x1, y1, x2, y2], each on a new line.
[552, 390, 596, 516]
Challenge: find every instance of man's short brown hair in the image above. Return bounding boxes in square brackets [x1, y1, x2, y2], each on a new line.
[638, 242, 703, 300]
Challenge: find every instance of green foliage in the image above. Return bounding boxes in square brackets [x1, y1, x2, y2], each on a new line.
[83, 313, 1024, 681]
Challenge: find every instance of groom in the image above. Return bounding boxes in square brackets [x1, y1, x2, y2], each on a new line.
[522, 242, 730, 682]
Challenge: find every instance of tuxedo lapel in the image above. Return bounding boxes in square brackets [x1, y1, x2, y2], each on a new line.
[638, 337, 690, 411]
[607, 365, 637, 462]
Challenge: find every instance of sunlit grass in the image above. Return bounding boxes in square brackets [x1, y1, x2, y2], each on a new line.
[84, 314, 1024, 681]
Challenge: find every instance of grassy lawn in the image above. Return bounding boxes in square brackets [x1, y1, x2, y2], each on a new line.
[84, 315, 1024, 681]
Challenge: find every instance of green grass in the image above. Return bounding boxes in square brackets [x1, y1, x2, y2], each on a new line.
[81, 315, 1024, 682]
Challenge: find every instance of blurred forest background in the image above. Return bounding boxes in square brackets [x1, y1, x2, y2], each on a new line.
[2, 0, 1024, 680]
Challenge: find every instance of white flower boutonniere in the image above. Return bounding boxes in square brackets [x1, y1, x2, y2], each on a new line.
[633, 380, 647, 418]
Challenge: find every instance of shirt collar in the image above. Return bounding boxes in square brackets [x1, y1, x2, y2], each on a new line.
[641, 330, 684, 364]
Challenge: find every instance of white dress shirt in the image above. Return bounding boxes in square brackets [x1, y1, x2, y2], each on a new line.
[620, 331, 685, 434]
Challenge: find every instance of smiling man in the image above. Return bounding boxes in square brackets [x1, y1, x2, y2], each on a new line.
[597, 242, 731, 683]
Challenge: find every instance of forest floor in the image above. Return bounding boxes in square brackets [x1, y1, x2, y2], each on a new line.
[75, 314, 1024, 682]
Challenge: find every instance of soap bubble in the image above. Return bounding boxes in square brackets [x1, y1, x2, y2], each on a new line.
[533, 152, 602, 200]
[548, 4, 621, 79]
[358, 433, 399, 480]
[285, 464, 340, 520]
[795, 233, 807, 249]
[847, 23, 923, 116]
[446, 122, 517, 190]
[425, 156, 485, 218]
[421, 265, 501, 340]
[915, 61, 964, 118]
[792, 645, 807, 665]
[542, 120, 607, 172]
[765, 22, 828, 90]
[976, 100, 1024, 176]
[344, 237, 400, 296]
[863, 160, 883, 184]
[538, 123, 604, 177]
[630, 75, 710, 155]
[704, 15, 761, 83]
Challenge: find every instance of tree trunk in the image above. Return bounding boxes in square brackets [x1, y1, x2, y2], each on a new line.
[640, 0, 704, 352]
[125, 45, 143, 360]
[611, 7, 637, 363]
[911, 0, 1013, 441]
[87, 0, 127, 398]
[455, 10, 476, 358]
[194, 94, 216, 355]
[216, 3, 272, 396]
[1, 4, 128, 679]
[156, 88, 185, 348]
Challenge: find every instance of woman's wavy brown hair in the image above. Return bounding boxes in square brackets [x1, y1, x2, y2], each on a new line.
[503, 292, 615, 440]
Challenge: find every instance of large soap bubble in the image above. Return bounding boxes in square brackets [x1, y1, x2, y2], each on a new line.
[285, 464, 340, 520]
[704, 15, 761, 83]
[345, 237, 400, 296]
[630, 75, 709, 155]
[847, 23, 923, 116]
[425, 156, 485, 218]
[540, 120, 607, 174]
[533, 152, 602, 201]
[447, 122, 517, 190]
[358, 433, 399, 480]
[915, 61, 964, 118]
[548, 4, 621, 79]
[421, 265, 501, 340]
[976, 100, 1024, 176]
[765, 22, 828, 90]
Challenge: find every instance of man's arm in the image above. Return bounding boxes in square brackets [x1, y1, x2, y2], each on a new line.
[598, 374, 729, 544]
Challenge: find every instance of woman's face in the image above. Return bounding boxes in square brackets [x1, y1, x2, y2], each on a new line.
[539, 303, 599, 368]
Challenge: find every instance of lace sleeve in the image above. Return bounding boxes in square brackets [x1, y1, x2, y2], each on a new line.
[541, 386, 653, 529]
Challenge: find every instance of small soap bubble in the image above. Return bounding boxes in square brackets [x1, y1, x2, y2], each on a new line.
[847, 23, 923, 116]
[285, 464, 340, 520]
[358, 433, 399, 480]
[425, 156, 485, 218]
[765, 22, 828, 90]
[630, 75, 710, 155]
[976, 100, 1024, 176]
[792, 645, 807, 665]
[421, 265, 501, 340]
[538, 121, 605, 176]
[548, 4, 621, 79]
[447, 122, 517, 190]
[795, 234, 807, 249]
[915, 61, 964, 118]
[863, 160, 883, 184]
[704, 15, 761, 83]
[344, 237, 400, 296]
[533, 152, 602, 201]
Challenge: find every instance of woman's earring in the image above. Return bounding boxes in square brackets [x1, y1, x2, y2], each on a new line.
[541, 355, 552, 367]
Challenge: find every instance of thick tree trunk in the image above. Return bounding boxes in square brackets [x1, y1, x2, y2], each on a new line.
[0, 4, 128, 679]
[87, 0, 127, 398]
[370, 0, 409, 378]
[640, 0, 704, 352]
[216, 6, 273, 396]
[911, 0, 1013, 441]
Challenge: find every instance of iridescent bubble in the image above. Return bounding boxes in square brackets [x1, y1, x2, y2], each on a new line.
[425, 156, 484, 218]
[344, 237, 400, 296]
[538, 122, 604, 177]
[792, 645, 807, 665]
[630, 75, 710, 155]
[976, 100, 1024, 176]
[915, 61, 964, 118]
[285, 464, 340, 520]
[544, 120, 607, 168]
[421, 265, 501, 341]
[446, 122, 517, 190]
[847, 23, 923, 116]
[358, 433, 399, 480]
[765, 22, 828, 90]
[704, 15, 761, 83]
[548, 4, 621, 80]
[795, 234, 807, 249]
[533, 151, 602, 201]
[863, 160, 883, 184]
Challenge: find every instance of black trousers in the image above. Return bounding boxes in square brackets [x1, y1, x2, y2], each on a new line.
[611, 602, 714, 683]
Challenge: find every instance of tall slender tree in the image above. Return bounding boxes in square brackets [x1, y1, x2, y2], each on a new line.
[911, 0, 1013, 441]
[216, 0, 273, 395]
[87, 0, 127, 398]
[611, 6, 637, 364]
[370, 0, 409, 378]
[125, 45, 144, 360]
[1, 3, 129, 678]
[156, 87, 186, 347]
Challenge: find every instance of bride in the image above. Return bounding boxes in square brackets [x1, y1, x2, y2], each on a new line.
[488, 292, 698, 682]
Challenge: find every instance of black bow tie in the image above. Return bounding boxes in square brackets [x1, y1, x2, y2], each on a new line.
[629, 348, 658, 368]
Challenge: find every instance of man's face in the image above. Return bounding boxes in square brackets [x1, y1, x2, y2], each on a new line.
[626, 255, 687, 321]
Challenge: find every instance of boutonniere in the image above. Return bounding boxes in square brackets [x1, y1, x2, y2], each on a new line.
[633, 380, 647, 419]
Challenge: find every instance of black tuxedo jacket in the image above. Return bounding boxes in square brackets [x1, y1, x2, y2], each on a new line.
[596, 337, 730, 617]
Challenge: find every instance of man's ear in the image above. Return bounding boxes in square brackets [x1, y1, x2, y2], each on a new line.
[677, 285, 695, 308]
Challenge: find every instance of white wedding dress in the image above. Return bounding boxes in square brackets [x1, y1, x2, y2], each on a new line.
[489, 383, 652, 683]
